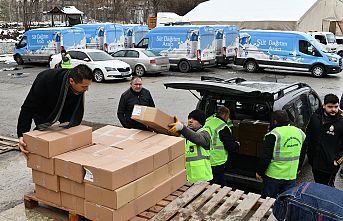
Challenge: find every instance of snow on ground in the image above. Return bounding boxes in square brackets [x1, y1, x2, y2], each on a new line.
[0, 54, 15, 64]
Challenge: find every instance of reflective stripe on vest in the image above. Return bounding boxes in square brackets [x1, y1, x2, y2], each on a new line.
[186, 146, 211, 162]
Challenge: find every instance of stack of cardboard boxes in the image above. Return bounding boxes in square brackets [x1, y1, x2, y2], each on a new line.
[233, 119, 269, 157]
[24, 106, 186, 221]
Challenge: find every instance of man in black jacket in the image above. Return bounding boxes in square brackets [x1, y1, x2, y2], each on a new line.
[303, 94, 343, 186]
[117, 76, 155, 130]
[17, 64, 93, 155]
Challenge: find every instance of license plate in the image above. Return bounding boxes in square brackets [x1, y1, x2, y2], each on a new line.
[204, 61, 209, 65]
[161, 65, 167, 68]
[121, 72, 130, 76]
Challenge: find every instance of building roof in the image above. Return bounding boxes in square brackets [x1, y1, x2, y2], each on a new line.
[183, 0, 318, 22]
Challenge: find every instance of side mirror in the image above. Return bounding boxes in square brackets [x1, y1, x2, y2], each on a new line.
[83, 58, 90, 62]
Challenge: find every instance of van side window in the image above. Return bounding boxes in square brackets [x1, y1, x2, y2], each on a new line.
[17, 36, 27, 48]
[136, 38, 149, 49]
[299, 40, 321, 57]
[314, 35, 327, 44]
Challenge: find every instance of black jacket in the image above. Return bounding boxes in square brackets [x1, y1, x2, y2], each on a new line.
[303, 108, 343, 173]
[17, 69, 84, 137]
[117, 87, 155, 130]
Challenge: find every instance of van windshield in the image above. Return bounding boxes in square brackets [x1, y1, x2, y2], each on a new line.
[326, 34, 336, 44]
[310, 39, 328, 53]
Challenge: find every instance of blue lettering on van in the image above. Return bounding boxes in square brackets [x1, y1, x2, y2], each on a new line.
[31, 34, 49, 44]
[155, 36, 181, 47]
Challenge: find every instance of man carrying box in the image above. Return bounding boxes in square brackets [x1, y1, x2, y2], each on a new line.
[17, 64, 93, 156]
[168, 110, 213, 183]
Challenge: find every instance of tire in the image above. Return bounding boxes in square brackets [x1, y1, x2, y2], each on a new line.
[245, 60, 258, 73]
[134, 65, 145, 77]
[311, 65, 326, 78]
[93, 69, 104, 82]
[178, 60, 191, 73]
[14, 54, 24, 65]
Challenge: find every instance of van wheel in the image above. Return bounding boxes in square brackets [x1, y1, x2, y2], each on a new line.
[93, 69, 104, 82]
[14, 55, 24, 65]
[311, 65, 326, 77]
[178, 60, 191, 73]
[135, 65, 145, 77]
[245, 60, 258, 73]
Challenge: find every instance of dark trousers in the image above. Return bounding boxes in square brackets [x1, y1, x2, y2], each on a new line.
[312, 169, 337, 187]
[210, 164, 226, 186]
[261, 176, 297, 198]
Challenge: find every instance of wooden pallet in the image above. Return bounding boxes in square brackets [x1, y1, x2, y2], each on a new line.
[24, 193, 85, 221]
[134, 182, 277, 221]
[0, 135, 19, 154]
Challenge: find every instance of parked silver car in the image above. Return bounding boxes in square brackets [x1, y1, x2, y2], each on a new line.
[111, 48, 170, 76]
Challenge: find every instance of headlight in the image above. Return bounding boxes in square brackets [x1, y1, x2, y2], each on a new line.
[328, 56, 338, 62]
[105, 67, 117, 71]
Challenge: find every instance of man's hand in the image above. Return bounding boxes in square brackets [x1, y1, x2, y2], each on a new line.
[19, 137, 29, 159]
[168, 116, 183, 136]
[255, 172, 263, 181]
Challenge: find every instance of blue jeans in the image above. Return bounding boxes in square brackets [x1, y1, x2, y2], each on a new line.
[273, 182, 343, 221]
[261, 176, 297, 198]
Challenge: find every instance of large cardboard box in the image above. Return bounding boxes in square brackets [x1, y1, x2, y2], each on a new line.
[231, 120, 241, 140]
[61, 192, 84, 215]
[239, 120, 269, 142]
[23, 125, 92, 158]
[35, 185, 61, 206]
[27, 154, 54, 175]
[85, 155, 185, 209]
[131, 105, 174, 135]
[32, 170, 59, 192]
[60, 177, 85, 198]
[84, 170, 186, 221]
[238, 140, 257, 156]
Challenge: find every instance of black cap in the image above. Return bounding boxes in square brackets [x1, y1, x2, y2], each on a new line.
[188, 109, 206, 126]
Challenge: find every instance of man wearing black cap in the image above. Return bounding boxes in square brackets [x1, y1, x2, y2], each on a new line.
[168, 109, 213, 183]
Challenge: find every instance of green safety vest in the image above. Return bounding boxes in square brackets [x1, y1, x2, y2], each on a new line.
[265, 125, 306, 180]
[205, 114, 230, 166]
[185, 127, 213, 183]
[61, 54, 72, 69]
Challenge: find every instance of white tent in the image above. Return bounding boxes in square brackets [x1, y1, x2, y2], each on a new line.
[182, 0, 343, 34]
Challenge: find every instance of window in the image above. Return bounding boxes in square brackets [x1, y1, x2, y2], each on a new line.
[308, 93, 320, 113]
[314, 35, 327, 44]
[16, 36, 27, 48]
[112, 50, 126, 57]
[126, 50, 139, 58]
[295, 96, 311, 130]
[283, 104, 296, 126]
[76, 52, 89, 60]
[299, 40, 321, 56]
[142, 50, 161, 57]
[68, 51, 78, 59]
[136, 38, 149, 49]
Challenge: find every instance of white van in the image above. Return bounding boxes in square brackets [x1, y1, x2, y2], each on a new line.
[235, 30, 342, 77]
[309, 32, 343, 57]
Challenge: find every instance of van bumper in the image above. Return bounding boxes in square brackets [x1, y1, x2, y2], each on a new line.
[189, 59, 216, 69]
[216, 56, 234, 66]
[326, 65, 342, 74]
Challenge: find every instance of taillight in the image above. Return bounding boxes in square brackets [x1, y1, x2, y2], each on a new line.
[104, 43, 108, 52]
[223, 47, 226, 57]
[150, 59, 156, 64]
[234, 47, 238, 57]
[197, 49, 201, 62]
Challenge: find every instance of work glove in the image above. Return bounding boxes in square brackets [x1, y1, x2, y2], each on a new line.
[168, 116, 183, 136]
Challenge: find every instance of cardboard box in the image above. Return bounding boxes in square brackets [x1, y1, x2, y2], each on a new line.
[239, 120, 269, 142]
[23, 125, 92, 158]
[35, 185, 61, 206]
[231, 120, 240, 140]
[32, 170, 59, 192]
[60, 177, 85, 198]
[256, 142, 264, 157]
[84, 170, 186, 221]
[61, 192, 84, 215]
[27, 154, 54, 175]
[84, 155, 185, 209]
[131, 105, 175, 135]
[239, 140, 257, 156]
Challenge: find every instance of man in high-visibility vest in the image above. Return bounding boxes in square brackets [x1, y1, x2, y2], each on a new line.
[60, 50, 72, 69]
[168, 109, 213, 183]
[205, 106, 239, 185]
[256, 110, 306, 198]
